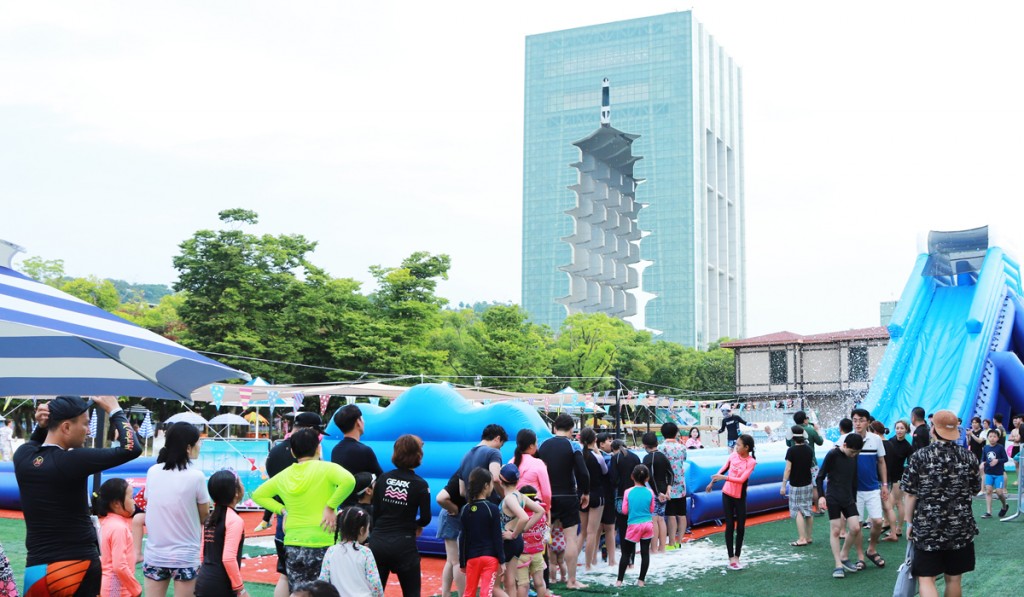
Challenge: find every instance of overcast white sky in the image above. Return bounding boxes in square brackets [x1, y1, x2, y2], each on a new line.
[3, 1, 1023, 339]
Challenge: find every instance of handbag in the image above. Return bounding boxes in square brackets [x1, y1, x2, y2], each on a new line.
[892, 540, 917, 597]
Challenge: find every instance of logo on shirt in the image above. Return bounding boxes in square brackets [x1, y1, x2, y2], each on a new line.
[383, 477, 409, 502]
[33, 455, 44, 467]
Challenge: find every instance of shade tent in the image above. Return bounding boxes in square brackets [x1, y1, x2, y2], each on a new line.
[0, 265, 249, 402]
[208, 413, 250, 426]
[165, 411, 209, 425]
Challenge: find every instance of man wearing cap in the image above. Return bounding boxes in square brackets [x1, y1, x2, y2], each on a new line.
[14, 395, 142, 597]
[259, 412, 327, 597]
[330, 404, 384, 507]
[717, 406, 748, 452]
[901, 409, 981, 597]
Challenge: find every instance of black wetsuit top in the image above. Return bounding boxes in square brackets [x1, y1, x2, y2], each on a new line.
[331, 437, 384, 506]
[370, 468, 432, 536]
[14, 410, 142, 566]
[816, 448, 859, 506]
[537, 436, 590, 498]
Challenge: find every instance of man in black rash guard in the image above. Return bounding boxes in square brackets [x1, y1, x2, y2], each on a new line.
[717, 406, 748, 451]
[15, 395, 142, 597]
[537, 413, 590, 590]
[331, 405, 383, 507]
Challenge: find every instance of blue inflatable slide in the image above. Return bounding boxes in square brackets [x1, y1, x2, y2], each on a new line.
[861, 227, 1024, 431]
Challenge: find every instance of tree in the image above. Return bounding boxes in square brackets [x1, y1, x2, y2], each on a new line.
[365, 252, 452, 376]
[17, 256, 65, 286]
[551, 313, 651, 391]
[60, 277, 121, 312]
[117, 293, 187, 342]
[172, 209, 329, 382]
[462, 305, 553, 392]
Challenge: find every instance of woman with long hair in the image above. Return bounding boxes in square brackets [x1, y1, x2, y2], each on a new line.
[511, 429, 552, 513]
[884, 420, 913, 540]
[706, 434, 757, 570]
[578, 427, 608, 570]
[143, 422, 210, 597]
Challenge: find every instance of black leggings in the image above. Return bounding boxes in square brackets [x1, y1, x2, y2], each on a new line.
[368, 534, 420, 596]
[722, 493, 748, 558]
[617, 538, 650, 582]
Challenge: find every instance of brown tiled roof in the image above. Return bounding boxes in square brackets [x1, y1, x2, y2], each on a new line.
[721, 326, 889, 348]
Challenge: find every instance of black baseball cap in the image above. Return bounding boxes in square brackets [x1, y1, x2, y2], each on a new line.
[294, 412, 325, 432]
[48, 396, 92, 425]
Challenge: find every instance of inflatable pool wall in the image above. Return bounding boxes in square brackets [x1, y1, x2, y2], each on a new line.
[322, 383, 554, 555]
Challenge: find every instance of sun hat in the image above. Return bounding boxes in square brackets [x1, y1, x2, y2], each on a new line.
[932, 409, 960, 441]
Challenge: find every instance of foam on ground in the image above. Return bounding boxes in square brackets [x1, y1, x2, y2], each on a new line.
[575, 538, 807, 586]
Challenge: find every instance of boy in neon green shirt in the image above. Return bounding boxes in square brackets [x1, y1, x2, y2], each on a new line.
[252, 428, 355, 589]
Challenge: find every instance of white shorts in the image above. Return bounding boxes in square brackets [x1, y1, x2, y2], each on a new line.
[856, 489, 883, 521]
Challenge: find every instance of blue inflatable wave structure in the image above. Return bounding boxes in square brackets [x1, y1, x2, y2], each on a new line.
[0, 457, 156, 510]
[322, 383, 553, 555]
[684, 443, 797, 525]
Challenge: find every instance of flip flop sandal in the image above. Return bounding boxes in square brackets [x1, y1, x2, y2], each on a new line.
[832, 567, 845, 579]
[866, 552, 885, 568]
[841, 559, 858, 573]
[790, 541, 810, 547]
[856, 559, 867, 571]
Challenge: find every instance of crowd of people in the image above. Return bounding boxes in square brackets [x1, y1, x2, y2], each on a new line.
[780, 405, 1013, 597]
[0, 395, 1019, 597]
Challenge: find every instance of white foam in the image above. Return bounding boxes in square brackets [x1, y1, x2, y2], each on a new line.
[576, 538, 806, 584]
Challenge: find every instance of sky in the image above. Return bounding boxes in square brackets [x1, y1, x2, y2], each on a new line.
[3, 1, 1024, 339]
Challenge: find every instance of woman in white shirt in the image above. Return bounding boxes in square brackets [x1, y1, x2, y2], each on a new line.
[143, 422, 210, 597]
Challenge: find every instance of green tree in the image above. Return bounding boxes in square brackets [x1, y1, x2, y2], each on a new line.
[172, 209, 330, 382]
[462, 305, 553, 392]
[60, 277, 121, 312]
[366, 252, 452, 376]
[551, 313, 651, 391]
[17, 256, 65, 286]
[117, 293, 188, 341]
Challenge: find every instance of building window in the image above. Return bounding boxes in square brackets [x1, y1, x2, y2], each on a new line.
[769, 350, 787, 385]
[849, 346, 869, 382]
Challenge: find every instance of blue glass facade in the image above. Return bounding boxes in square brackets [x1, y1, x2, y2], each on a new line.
[522, 12, 746, 348]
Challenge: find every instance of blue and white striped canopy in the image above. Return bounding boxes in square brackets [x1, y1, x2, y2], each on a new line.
[0, 265, 249, 401]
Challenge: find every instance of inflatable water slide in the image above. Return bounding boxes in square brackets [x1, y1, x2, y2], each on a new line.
[861, 227, 1024, 430]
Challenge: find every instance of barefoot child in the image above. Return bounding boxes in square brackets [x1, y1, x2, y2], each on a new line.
[194, 470, 247, 597]
[517, 485, 553, 597]
[981, 429, 1010, 518]
[96, 478, 142, 597]
[707, 433, 757, 570]
[498, 464, 543, 597]
[616, 465, 655, 587]
[548, 524, 567, 583]
[460, 467, 505, 597]
[319, 507, 383, 596]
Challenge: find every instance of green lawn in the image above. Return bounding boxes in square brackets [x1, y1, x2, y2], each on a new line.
[3, 492, 1022, 597]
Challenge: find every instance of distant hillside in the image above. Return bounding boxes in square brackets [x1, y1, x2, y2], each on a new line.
[107, 279, 174, 303]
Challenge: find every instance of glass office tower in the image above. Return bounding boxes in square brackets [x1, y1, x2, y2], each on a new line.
[522, 11, 746, 348]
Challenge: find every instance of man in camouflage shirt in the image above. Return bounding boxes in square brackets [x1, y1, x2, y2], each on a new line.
[901, 409, 980, 597]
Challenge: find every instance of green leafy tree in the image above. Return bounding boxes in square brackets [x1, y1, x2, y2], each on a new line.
[117, 293, 188, 341]
[17, 256, 65, 286]
[462, 305, 553, 392]
[60, 277, 121, 312]
[172, 209, 330, 382]
[551, 313, 651, 391]
[366, 252, 452, 376]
